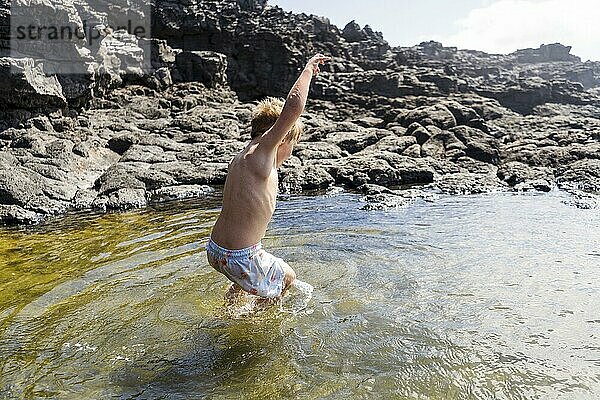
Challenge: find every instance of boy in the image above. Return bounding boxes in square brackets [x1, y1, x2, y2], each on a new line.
[207, 54, 331, 299]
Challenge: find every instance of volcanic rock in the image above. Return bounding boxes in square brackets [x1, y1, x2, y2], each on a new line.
[0, 0, 599, 225]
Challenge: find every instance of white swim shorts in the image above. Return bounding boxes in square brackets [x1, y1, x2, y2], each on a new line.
[206, 238, 287, 298]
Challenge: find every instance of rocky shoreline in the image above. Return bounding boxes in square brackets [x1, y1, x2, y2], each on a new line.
[0, 0, 599, 225]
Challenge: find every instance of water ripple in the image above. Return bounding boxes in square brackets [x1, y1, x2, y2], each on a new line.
[0, 192, 599, 398]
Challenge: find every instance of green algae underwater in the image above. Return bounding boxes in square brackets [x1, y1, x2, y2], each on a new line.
[1, 190, 599, 399]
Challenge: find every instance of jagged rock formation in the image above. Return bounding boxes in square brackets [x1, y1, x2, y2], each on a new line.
[0, 0, 599, 224]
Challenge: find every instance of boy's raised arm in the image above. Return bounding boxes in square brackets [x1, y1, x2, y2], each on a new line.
[259, 54, 331, 148]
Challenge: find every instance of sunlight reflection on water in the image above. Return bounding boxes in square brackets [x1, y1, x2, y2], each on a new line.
[0, 190, 599, 399]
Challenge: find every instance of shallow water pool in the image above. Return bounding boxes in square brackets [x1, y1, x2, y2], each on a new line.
[0, 190, 599, 399]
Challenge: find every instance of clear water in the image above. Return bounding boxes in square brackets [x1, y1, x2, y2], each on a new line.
[0, 190, 599, 399]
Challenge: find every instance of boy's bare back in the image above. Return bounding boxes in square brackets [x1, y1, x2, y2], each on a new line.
[210, 142, 279, 249]
[210, 54, 331, 251]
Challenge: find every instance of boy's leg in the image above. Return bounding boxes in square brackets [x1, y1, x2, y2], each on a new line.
[281, 263, 296, 295]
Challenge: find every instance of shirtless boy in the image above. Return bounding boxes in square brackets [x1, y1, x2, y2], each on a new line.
[207, 54, 331, 299]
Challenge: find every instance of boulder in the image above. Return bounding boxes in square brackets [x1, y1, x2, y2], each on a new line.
[326, 129, 384, 154]
[342, 21, 367, 43]
[360, 187, 439, 211]
[557, 159, 600, 194]
[175, 51, 228, 87]
[450, 126, 500, 164]
[94, 188, 148, 211]
[354, 71, 438, 98]
[331, 152, 434, 188]
[436, 172, 504, 195]
[514, 43, 580, 63]
[442, 100, 487, 129]
[401, 104, 457, 130]
[497, 161, 554, 187]
[150, 184, 214, 202]
[293, 142, 347, 160]
[477, 79, 553, 115]
[361, 135, 417, 155]
[0, 204, 43, 225]
[0, 166, 45, 207]
[279, 165, 335, 193]
[94, 165, 146, 195]
[0, 57, 66, 109]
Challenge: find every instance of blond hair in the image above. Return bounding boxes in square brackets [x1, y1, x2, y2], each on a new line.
[251, 97, 303, 142]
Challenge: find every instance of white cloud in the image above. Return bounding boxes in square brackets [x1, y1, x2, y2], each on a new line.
[435, 0, 600, 61]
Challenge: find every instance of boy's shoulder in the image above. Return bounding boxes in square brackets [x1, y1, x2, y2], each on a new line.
[229, 144, 274, 179]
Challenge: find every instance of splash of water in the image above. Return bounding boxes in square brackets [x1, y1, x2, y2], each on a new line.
[222, 279, 314, 318]
[280, 279, 314, 314]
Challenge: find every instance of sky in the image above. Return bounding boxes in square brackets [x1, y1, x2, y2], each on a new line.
[269, 0, 600, 62]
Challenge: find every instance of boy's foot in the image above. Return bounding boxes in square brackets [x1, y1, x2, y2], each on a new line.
[224, 283, 245, 305]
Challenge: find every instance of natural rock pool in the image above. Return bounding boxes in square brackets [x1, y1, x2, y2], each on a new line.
[0, 190, 598, 399]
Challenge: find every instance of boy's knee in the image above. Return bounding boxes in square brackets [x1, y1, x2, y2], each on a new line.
[283, 265, 296, 285]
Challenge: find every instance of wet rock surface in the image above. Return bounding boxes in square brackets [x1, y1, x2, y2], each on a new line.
[0, 0, 599, 224]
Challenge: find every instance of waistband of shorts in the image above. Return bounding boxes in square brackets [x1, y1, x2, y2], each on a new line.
[206, 237, 262, 259]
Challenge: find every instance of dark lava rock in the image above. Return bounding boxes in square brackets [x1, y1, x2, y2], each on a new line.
[557, 159, 600, 194]
[330, 152, 435, 188]
[326, 129, 384, 154]
[0, 0, 599, 225]
[450, 126, 500, 164]
[515, 43, 580, 64]
[150, 184, 214, 202]
[0, 167, 45, 207]
[95, 165, 146, 196]
[94, 188, 148, 211]
[401, 104, 457, 130]
[358, 183, 439, 210]
[0, 57, 67, 109]
[174, 51, 228, 87]
[0, 204, 43, 225]
[106, 134, 139, 155]
[279, 165, 335, 193]
[436, 172, 505, 195]
[497, 161, 555, 189]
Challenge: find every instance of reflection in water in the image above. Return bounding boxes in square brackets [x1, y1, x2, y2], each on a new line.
[0, 191, 599, 399]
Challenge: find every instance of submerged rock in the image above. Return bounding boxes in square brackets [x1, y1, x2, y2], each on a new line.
[358, 183, 439, 210]
[436, 172, 505, 195]
[562, 190, 599, 209]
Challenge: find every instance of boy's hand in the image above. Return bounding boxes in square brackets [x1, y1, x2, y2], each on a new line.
[305, 54, 332, 76]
